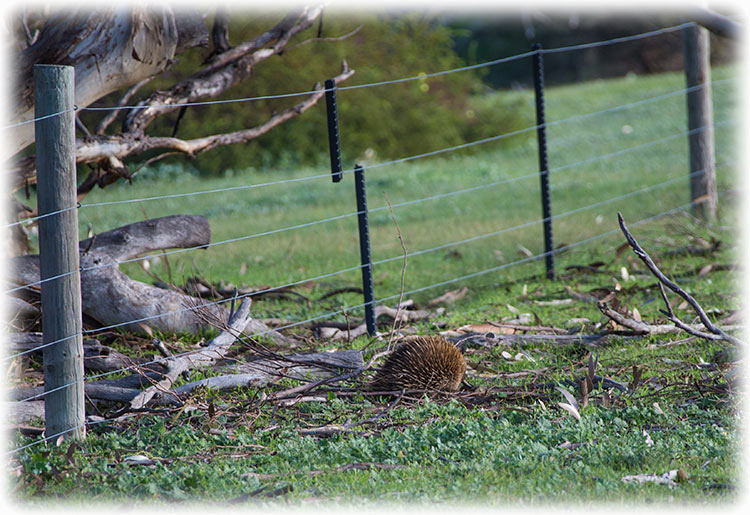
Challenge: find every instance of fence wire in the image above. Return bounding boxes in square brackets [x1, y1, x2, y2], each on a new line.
[6, 159, 733, 366]
[5, 20, 739, 457]
[3, 22, 695, 130]
[7, 188, 736, 457]
[5, 75, 733, 234]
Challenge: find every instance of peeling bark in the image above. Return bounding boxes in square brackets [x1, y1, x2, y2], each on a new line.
[10, 7, 208, 155]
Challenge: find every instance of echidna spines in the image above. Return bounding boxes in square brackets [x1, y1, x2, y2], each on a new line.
[369, 335, 466, 392]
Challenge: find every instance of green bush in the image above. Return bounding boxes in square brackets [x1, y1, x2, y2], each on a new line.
[135, 13, 532, 175]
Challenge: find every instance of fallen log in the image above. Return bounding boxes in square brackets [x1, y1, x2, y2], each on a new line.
[7, 332, 153, 372]
[8, 215, 293, 346]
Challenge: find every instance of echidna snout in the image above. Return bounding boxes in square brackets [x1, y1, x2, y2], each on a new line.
[369, 336, 466, 392]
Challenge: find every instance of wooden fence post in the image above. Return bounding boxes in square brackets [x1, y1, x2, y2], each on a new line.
[683, 24, 718, 221]
[34, 64, 86, 441]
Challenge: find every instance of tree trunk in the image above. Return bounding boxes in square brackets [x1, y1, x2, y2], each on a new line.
[10, 7, 208, 155]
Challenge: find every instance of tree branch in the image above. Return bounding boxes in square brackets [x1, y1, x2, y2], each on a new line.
[10, 64, 354, 191]
[616, 212, 743, 346]
[128, 298, 253, 410]
[122, 6, 326, 137]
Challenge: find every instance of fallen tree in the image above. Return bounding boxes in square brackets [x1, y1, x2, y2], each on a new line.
[8, 214, 293, 346]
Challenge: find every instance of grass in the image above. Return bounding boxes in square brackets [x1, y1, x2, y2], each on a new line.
[16, 64, 736, 323]
[8, 65, 742, 507]
[9, 233, 742, 505]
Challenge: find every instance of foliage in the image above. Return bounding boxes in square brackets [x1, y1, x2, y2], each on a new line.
[131, 12, 531, 174]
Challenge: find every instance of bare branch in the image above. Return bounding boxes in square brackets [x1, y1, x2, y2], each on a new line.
[289, 24, 362, 50]
[128, 298, 253, 409]
[616, 212, 743, 346]
[122, 6, 326, 136]
[95, 77, 153, 135]
[11, 64, 355, 190]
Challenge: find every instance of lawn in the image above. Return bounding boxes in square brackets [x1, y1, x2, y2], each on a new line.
[8, 65, 742, 507]
[56, 65, 739, 321]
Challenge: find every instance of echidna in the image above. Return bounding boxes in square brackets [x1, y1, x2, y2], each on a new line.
[368, 336, 466, 392]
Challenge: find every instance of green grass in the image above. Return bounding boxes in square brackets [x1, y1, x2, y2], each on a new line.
[10, 236, 741, 505]
[37, 64, 735, 324]
[9, 65, 741, 506]
[12, 401, 738, 505]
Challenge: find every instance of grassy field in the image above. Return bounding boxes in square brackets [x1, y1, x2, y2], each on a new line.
[48, 65, 738, 322]
[9, 65, 742, 507]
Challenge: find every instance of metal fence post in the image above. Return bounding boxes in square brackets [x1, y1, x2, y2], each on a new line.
[682, 24, 717, 220]
[34, 64, 86, 441]
[354, 165, 377, 336]
[325, 79, 343, 183]
[532, 43, 555, 280]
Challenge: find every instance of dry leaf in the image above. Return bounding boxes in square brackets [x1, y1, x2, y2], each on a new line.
[629, 365, 642, 392]
[556, 386, 579, 410]
[137, 323, 154, 338]
[559, 441, 585, 450]
[558, 402, 581, 421]
[457, 323, 515, 335]
[506, 304, 520, 314]
[621, 267, 630, 281]
[124, 455, 157, 466]
[614, 241, 630, 262]
[501, 351, 513, 360]
[588, 352, 598, 379]
[621, 470, 678, 486]
[677, 300, 689, 310]
[534, 298, 574, 306]
[698, 264, 713, 277]
[632, 307, 641, 322]
[653, 402, 665, 415]
[517, 244, 533, 258]
[428, 286, 468, 306]
[580, 378, 589, 409]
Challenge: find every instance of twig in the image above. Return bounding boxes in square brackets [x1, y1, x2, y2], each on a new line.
[289, 25, 362, 50]
[617, 212, 743, 346]
[95, 77, 153, 135]
[384, 193, 407, 349]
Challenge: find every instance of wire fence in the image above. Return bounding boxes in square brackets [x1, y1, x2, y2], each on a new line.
[5, 21, 739, 455]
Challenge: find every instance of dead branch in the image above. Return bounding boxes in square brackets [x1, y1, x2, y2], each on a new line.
[9, 215, 292, 345]
[9, 6, 355, 199]
[128, 298, 253, 409]
[617, 212, 743, 346]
